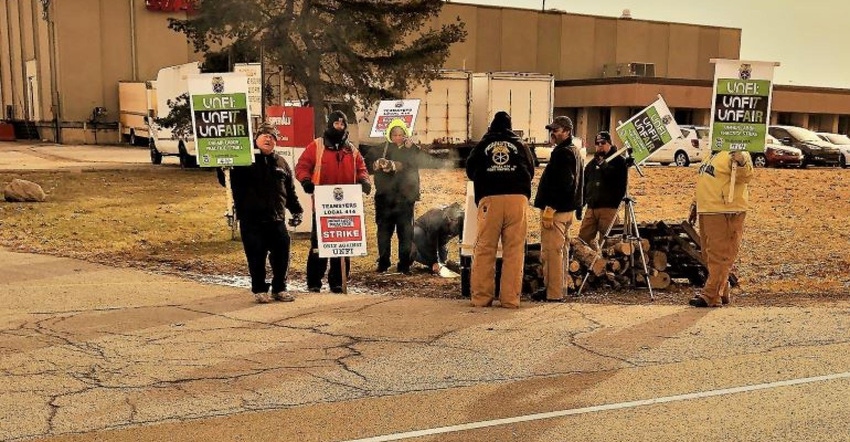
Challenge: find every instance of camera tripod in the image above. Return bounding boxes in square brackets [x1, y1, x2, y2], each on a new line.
[576, 194, 655, 300]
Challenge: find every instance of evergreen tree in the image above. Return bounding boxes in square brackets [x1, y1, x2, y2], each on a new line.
[169, 0, 466, 135]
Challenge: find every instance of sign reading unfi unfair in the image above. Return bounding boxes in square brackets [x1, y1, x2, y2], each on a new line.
[188, 73, 253, 167]
[709, 59, 777, 153]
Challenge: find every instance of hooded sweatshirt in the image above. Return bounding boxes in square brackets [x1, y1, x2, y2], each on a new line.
[465, 111, 535, 204]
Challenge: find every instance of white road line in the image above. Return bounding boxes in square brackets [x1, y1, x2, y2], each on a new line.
[342, 371, 850, 442]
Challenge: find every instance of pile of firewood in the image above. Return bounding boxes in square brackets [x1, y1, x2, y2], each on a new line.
[522, 220, 734, 294]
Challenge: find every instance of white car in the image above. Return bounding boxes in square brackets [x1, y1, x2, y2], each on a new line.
[816, 132, 850, 168]
[645, 125, 709, 166]
[535, 137, 585, 164]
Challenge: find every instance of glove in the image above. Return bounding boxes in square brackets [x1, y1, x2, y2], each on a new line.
[688, 202, 697, 226]
[624, 156, 635, 167]
[288, 212, 303, 227]
[300, 179, 315, 194]
[730, 151, 746, 167]
[576, 206, 583, 221]
[359, 179, 372, 195]
[541, 206, 555, 229]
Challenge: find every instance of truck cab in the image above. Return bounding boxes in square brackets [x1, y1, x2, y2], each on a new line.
[147, 62, 200, 167]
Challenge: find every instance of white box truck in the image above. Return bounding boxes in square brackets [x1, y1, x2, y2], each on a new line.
[471, 72, 554, 149]
[356, 70, 474, 164]
[118, 81, 149, 146]
[147, 62, 200, 167]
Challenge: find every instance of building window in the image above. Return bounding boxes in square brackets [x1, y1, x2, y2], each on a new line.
[776, 112, 792, 125]
[839, 116, 850, 135]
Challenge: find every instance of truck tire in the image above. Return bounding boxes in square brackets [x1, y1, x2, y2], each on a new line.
[752, 153, 767, 168]
[149, 141, 163, 165]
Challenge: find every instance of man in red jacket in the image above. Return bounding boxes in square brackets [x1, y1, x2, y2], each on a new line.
[295, 111, 371, 293]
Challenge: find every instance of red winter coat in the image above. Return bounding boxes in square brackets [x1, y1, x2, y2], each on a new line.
[295, 137, 369, 185]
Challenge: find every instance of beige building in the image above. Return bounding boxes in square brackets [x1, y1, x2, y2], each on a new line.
[2, 1, 849, 144]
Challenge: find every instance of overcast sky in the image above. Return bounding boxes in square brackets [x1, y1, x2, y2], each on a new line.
[453, 0, 848, 89]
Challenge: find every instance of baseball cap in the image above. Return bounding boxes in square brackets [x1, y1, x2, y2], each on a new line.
[546, 116, 574, 131]
[595, 131, 612, 144]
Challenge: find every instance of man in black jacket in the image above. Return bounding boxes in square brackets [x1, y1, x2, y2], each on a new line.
[217, 124, 303, 303]
[465, 111, 535, 308]
[533, 116, 584, 302]
[578, 131, 628, 249]
[410, 203, 464, 274]
[366, 119, 421, 274]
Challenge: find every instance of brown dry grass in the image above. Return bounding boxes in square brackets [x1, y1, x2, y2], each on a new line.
[2, 164, 849, 305]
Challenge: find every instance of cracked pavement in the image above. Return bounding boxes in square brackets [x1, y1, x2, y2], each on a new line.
[4, 249, 850, 441]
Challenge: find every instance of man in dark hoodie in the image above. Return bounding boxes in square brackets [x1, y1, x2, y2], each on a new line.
[533, 116, 584, 302]
[465, 111, 535, 308]
[410, 202, 464, 274]
[578, 131, 628, 249]
[295, 110, 371, 293]
[217, 124, 304, 303]
[366, 118, 422, 274]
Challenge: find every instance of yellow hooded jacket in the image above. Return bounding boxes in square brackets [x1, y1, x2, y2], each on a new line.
[695, 150, 754, 213]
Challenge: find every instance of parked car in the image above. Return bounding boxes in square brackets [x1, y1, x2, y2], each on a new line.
[816, 132, 850, 168]
[535, 137, 585, 164]
[646, 125, 709, 166]
[767, 125, 841, 167]
[752, 134, 804, 168]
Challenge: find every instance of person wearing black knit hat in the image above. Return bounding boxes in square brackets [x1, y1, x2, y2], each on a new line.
[295, 110, 371, 293]
[216, 121, 303, 303]
[577, 130, 628, 250]
[465, 111, 535, 309]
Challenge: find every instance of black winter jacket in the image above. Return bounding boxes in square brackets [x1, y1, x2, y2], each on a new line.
[583, 149, 628, 209]
[366, 141, 421, 203]
[465, 130, 535, 204]
[533, 138, 583, 212]
[217, 152, 303, 223]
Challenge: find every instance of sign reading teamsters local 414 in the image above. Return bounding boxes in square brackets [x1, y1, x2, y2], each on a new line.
[188, 73, 254, 167]
[370, 99, 420, 138]
[709, 59, 778, 153]
[615, 95, 682, 165]
[314, 184, 367, 258]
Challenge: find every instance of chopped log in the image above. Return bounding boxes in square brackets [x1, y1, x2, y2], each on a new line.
[572, 239, 607, 276]
[607, 259, 622, 273]
[569, 260, 581, 273]
[650, 251, 668, 272]
[603, 239, 634, 256]
[648, 271, 671, 289]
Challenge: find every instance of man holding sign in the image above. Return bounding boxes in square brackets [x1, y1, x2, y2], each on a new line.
[296, 111, 371, 293]
[687, 60, 774, 308]
[217, 124, 304, 303]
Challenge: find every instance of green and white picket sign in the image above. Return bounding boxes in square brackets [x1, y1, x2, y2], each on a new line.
[709, 59, 779, 153]
[188, 73, 254, 167]
[615, 95, 681, 165]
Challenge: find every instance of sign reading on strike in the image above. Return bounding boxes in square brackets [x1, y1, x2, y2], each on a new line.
[313, 184, 367, 258]
[370, 99, 420, 138]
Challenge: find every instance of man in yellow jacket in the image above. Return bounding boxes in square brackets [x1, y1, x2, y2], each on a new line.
[688, 150, 753, 307]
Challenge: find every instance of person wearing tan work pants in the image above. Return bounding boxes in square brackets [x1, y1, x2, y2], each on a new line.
[698, 212, 745, 306]
[471, 194, 528, 308]
[540, 211, 574, 300]
[577, 207, 618, 249]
